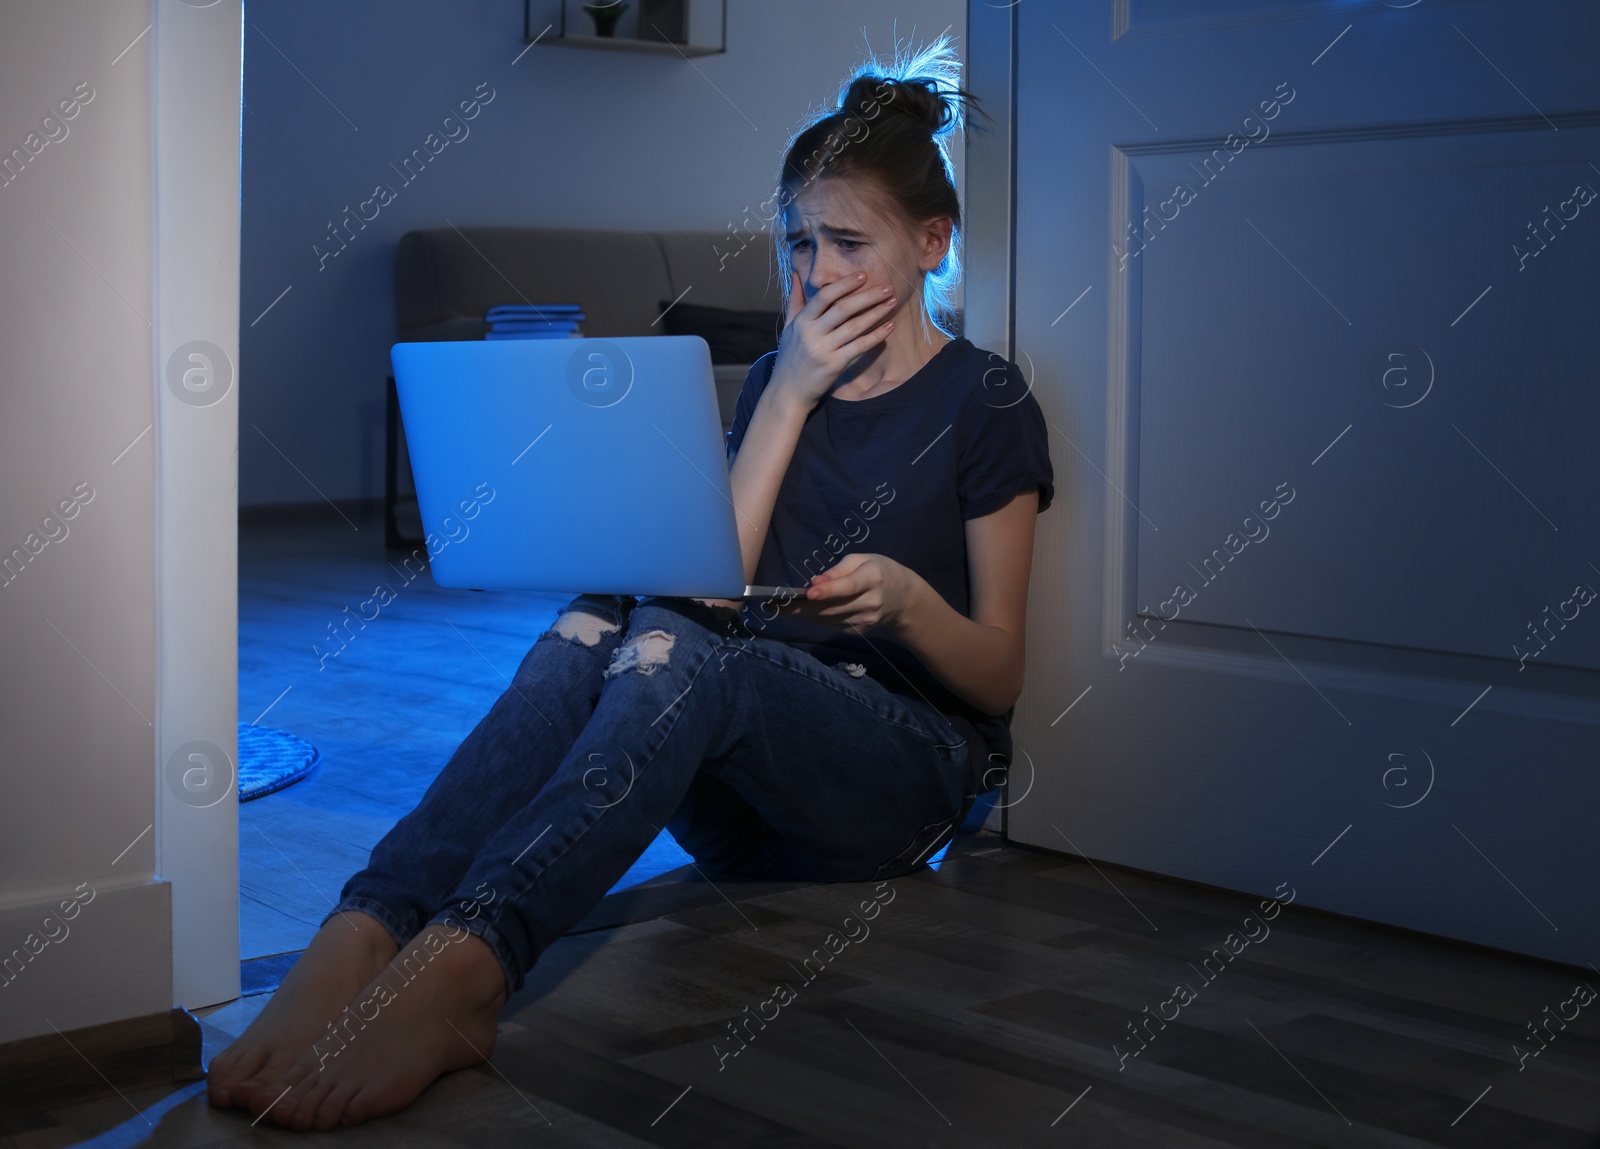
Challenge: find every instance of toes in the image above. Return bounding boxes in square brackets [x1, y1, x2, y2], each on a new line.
[231, 1050, 304, 1111]
[313, 1080, 359, 1131]
[342, 1085, 377, 1127]
[235, 1078, 267, 1110]
[234, 1069, 287, 1112]
[287, 1074, 336, 1133]
[246, 1077, 299, 1126]
[206, 1044, 267, 1109]
[206, 1047, 236, 1089]
[265, 1047, 326, 1128]
[205, 1072, 233, 1109]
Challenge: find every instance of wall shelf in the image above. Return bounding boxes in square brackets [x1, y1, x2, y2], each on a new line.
[525, 0, 727, 57]
[538, 32, 721, 57]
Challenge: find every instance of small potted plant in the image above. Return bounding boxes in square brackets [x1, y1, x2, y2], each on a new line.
[583, 0, 628, 37]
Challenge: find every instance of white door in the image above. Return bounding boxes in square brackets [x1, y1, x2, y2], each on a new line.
[971, 0, 1600, 964]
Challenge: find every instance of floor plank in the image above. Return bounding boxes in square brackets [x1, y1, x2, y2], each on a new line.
[12, 516, 1596, 1147]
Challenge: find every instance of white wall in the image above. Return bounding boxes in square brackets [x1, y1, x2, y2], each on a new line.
[0, 0, 170, 1042]
[239, 0, 965, 506]
[0, 0, 243, 1042]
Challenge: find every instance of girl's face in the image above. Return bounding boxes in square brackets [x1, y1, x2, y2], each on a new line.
[782, 176, 949, 315]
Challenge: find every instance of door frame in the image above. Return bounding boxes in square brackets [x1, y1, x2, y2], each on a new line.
[965, 0, 1018, 835]
[153, 0, 243, 1010]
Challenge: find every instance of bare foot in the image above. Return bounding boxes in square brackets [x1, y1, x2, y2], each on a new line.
[207, 911, 398, 1112]
[251, 924, 509, 1130]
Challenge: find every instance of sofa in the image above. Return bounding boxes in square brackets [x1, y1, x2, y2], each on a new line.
[386, 225, 785, 545]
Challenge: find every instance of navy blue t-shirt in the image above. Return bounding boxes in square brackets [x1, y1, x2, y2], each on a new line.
[724, 337, 1055, 795]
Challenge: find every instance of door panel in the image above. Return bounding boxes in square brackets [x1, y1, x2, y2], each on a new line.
[981, 0, 1600, 964]
[1129, 132, 1600, 668]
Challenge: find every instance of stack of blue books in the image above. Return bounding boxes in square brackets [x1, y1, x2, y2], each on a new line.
[484, 304, 586, 340]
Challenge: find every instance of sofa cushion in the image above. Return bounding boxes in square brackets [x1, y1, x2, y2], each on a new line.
[395, 227, 673, 338]
[659, 300, 781, 364]
[652, 229, 783, 314]
[395, 226, 787, 340]
[399, 315, 491, 342]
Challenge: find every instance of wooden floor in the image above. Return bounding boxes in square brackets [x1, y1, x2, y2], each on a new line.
[236, 511, 699, 960]
[8, 513, 1598, 1146]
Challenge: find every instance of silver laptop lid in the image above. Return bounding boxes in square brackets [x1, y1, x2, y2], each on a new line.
[391, 335, 762, 598]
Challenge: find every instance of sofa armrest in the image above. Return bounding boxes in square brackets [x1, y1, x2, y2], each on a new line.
[397, 315, 490, 342]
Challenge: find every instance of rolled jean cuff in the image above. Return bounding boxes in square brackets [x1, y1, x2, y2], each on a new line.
[324, 896, 417, 952]
[425, 906, 523, 998]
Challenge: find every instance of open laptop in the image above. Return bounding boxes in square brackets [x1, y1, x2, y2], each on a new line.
[390, 335, 802, 600]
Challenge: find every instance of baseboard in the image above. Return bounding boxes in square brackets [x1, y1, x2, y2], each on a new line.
[0, 879, 172, 1044]
[238, 496, 382, 526]
[0, 1007, 202, 1114]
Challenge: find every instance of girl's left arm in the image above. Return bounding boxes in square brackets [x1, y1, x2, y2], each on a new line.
[798, 489, 1039, 716]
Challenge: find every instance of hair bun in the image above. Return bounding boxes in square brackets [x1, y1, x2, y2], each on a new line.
[777, 33, 973, 338]
[841, 74, 954, 136]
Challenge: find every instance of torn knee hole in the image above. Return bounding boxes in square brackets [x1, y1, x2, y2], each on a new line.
[604, 629, 676, 677]
[551, 610, 622, 647]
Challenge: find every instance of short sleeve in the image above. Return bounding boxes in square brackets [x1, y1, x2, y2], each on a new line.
[955, 358, 1055, 519]
[725, 352, 779, 464]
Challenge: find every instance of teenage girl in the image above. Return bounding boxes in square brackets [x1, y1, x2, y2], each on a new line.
[209, 37, 1054, 1130]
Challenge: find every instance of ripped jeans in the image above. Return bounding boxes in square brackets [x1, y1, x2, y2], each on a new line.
[330, 593, 975, 995]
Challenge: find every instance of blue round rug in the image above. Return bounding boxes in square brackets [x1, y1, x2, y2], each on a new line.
[237, 723, 321, 802]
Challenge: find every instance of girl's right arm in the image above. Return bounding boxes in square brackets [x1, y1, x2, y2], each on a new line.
[727, 270, 898, 583]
